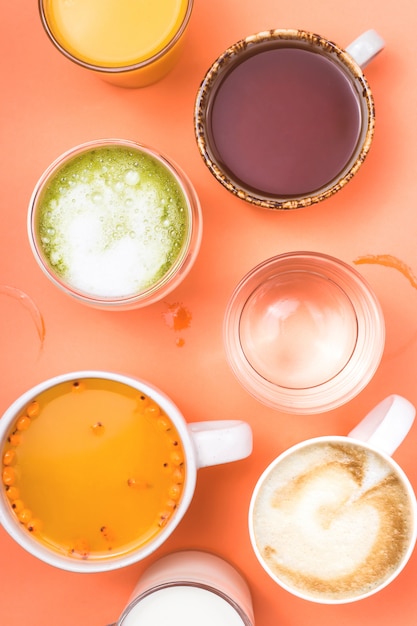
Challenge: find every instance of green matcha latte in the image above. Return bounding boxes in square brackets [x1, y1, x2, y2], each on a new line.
[33, 144, 190, 300]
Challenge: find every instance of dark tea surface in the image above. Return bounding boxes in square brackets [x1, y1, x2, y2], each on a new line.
[208, 46, 362, 197]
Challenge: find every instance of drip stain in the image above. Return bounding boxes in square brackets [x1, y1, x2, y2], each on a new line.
[162, 302, 192, 347]
[354, 254, 417, 289]
[0, 286, 45, 348]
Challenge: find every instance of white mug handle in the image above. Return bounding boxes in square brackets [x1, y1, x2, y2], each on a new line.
[348, 395, 415, 455]
[345, 29, 385, 68]
[188, 420, 253, 468]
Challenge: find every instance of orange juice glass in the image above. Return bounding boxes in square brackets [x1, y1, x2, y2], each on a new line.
[39, 0, 193, 87]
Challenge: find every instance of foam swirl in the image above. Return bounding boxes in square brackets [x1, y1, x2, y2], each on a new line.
[253, 441, 413, 601]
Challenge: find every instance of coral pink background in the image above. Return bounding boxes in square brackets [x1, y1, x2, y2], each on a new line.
[1, 1, 417, 624]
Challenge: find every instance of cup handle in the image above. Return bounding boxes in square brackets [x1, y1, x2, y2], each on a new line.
[348, 395, 415, 456]
[345, 29, 385, 69]
[188, 420, 253, 469]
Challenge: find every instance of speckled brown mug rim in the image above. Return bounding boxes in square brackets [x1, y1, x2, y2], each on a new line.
[194, 29, 375, 210]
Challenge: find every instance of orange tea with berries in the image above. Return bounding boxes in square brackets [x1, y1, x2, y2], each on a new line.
[1, 377, 186, 561]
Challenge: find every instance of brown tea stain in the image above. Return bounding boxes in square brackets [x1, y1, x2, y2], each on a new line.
[0, 286, 45, 348]
[162, 302, 192, 347]
[354, 254, 417, 289]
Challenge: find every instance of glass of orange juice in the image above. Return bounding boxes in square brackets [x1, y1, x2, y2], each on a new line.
[0, 371, 253, 572]
[38, 0, 194, 87]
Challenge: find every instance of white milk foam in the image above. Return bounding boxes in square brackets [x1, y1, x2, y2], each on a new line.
[253, 441, 413, 600]
[122, 586, 245, 626]
[37, 147, 188, 298]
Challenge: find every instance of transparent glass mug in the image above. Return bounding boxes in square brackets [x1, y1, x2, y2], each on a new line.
[0, 371, 252, 572]
[114, 551, 254, 625]
[39, 0, 194, 88]
[223, 251, 385, 414]
[28, 139, 202, 310]
[249, 395, 417, 603]
[195, 29, 384, 209]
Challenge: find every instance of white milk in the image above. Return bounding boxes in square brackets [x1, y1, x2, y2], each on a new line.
[121, 585, 246, 625]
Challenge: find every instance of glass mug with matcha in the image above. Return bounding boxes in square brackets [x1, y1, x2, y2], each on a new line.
[28, 139, 202, 309]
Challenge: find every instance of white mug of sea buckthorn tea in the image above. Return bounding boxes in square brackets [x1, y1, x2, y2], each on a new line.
[39, 0, 194, 88]
[195, 29, 384, 209]
[28, 139, 202, 310]
[249, 395, 417, 603]
[0, 371, 252, 572]
[114, 551, 254, 625]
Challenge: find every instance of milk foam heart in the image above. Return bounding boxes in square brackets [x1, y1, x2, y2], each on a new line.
[252, 441, 414, 601]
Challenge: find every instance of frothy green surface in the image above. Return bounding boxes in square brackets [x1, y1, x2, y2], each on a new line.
[36, 146, 188, 298]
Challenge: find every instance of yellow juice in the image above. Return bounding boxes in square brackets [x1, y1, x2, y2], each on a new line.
[2, 378, 186, 560]
[41, 0, 192, 86]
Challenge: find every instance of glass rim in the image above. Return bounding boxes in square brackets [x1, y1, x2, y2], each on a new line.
[117, 580, 254, 626]
[223, 252, 385, 414]
[194, 28, 375, 210]
[38, 0, 194, 74]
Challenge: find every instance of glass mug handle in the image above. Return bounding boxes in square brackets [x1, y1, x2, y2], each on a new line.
[345, 29, 385, 68]
[188, 420, 253, 468]
[348, 394, 416, 455]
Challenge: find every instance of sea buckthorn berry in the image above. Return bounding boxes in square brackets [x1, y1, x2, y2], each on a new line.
[70, 538, 90, 559]
[158, 511, 172, 527]
[127, 477, 148, 489]
[5, 486, 19, 501]
[156, 416, 172, 432]
[2, 466, 16, 485]
[136, 394, 151, 410]
[3, 449, 15, 466]
[8, 433, 21, 446]
[71, 381, 85, 393]
[16, 415, 31, 431]
[90, 421, 105, 435]
[18, 508, 32, 525]
[144, 404, 161, 418]
[165, 498, 178, 511]
[172, 467, 184, 484]
[100, 526, 116, 543]
[162, 461, 172, 473]
[11, 499, 24, 513]
[170, 450, 184, 466]
[168, 484, 182, 501]
[27, 518, 43, 533]
[27, 401, 40, 418]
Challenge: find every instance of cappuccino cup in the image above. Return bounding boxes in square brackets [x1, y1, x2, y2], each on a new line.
[0, 371, 252, 572]
[249, 395, 417, 603]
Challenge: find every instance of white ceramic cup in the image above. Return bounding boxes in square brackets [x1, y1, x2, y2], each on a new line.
[0, 371, 253, 572]
[115, 550, 254, 625]
[249, 395, 417, 603]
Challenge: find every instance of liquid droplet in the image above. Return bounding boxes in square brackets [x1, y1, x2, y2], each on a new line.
[354, 254, 417, 289]
[0, 286, 45, 348]
[162, 302, 192, 347]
